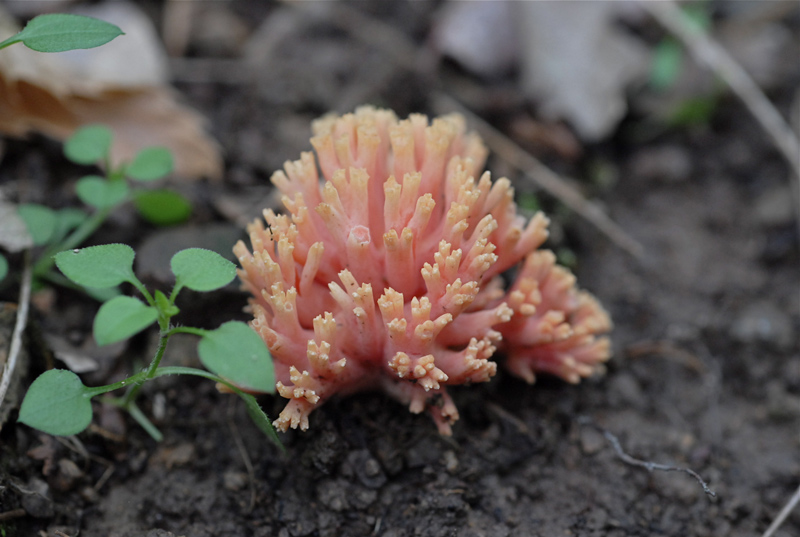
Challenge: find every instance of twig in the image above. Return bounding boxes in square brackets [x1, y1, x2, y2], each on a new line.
[578, 417, 716, 498]
[762, 482, 800, 537]
[0, 508, 26, 521]
[54, 435, 116, 492]
[486, 401, 535, 437]
[93, 463, 115, 492]
[643, 1, 800, 227]
[434, 92, 646, 260]
[0, 249, 32, 413]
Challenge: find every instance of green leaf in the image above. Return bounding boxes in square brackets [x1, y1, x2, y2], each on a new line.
[84, 286, 122, 302]
[17, 204, 57, 246]
[126, 147, 173, 181]
[668, 95, 719, 127]
[0, 253, 8, 283]
[0, 14, 123, 53]
[55, 243, 137, 288]
[18, 369, 94, 436]
[133, 189, 192, 226]
[94, 295, 158, 346]
[154, 289, 179, 317]
[76, 175, 129, 208]
[240, 392, 284, 449]
[680, 4, 711, 33]
[154, 366, 283, 449]
[64, 125, 112, 165]
[198, 321, 274, 393]
[650, 39, 683, 90]
[52, 208, 88, 244]
[517, 192, 540, 213]
[171, 248, 235, 293]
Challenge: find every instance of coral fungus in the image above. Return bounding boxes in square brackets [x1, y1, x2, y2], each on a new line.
[234, 107, 612, 434]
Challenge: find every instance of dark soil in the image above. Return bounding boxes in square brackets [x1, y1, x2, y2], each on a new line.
[1, 2, 798, 537]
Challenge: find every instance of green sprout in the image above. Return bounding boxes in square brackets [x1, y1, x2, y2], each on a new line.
[6, 125, 192, 291]
[0, 13, 186, 287]
[18, 244, 282, 448]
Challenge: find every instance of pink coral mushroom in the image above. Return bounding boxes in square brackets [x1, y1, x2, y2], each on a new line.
[234, 107, 612, 434]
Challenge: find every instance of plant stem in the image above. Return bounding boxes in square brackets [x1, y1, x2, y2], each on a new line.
[156, 367, 284, 450]
[33, 206, 112, 277]
[167, 326, 208, 338]
[123, 324, 170, 405]
[127, 401, 163, 442]
[0, 36, 21, 51]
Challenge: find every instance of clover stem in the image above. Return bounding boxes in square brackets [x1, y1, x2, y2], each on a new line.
[122, 325, 170, 405]
[166, 326, 208, 338]
[127, 400, 164, 442]
[0, 37, 22, 51]
[33, 206, 112, 277]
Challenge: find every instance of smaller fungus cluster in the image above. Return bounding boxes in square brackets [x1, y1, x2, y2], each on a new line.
[234, 107, 612, 434]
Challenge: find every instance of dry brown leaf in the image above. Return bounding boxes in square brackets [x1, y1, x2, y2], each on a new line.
[0, 4, 222, 179]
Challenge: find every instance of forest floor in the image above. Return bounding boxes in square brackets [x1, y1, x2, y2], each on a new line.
[1, 2, 798, 537]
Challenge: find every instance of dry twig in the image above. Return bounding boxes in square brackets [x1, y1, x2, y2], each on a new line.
[643, 1, 800, 224]
[762, 482, 800, 537]
[0, 508, 26, 521]
[434, 92, 646, 260]
[0, 250, 32, 415]
[578, 417, 716, 498]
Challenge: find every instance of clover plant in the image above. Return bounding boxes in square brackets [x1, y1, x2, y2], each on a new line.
[18, 244, 282, 448]
[0, 123, 194, 290]
[27, 124, 193, 283]
[4, 13, 281, 448]
[0, 13, 190, 287]
[0, 13, 128, 285]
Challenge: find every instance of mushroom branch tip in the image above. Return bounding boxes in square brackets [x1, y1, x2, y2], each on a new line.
[234, 106, 612, 434]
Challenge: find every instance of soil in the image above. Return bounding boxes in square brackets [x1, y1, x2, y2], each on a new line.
[1, 2, 798, 537]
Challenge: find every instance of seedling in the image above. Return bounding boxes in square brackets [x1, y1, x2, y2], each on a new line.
[2, 125, 193, 292]
[0, 13, 189, 286]
[0, 14, 124, 284]
[18, 244, 282, 448]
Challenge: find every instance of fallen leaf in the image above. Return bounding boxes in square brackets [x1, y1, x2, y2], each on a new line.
[27, 435, 58, 476]
[0, 198, 33, 252]
[432, 1, 518, 78]
[517, 2, 650, 141]
[0, 3, 222, 179]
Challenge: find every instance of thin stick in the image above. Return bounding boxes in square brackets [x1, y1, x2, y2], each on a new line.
[578, 417, 716, 498]
[0, 508, 26, 521]
[643, 1, 800, 213]
[0, 250, 32, 412]
[434, 92, 646, 260]
[762, 482, 800, 537]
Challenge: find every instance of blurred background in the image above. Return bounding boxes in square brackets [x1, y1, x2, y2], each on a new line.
[0, 2, 798, 537]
